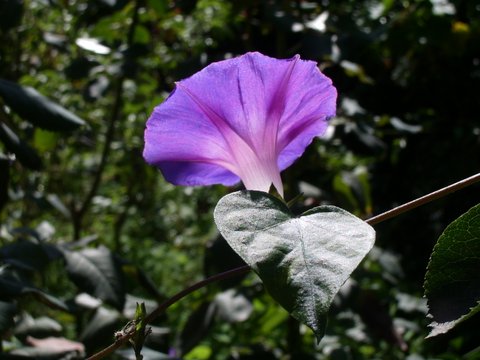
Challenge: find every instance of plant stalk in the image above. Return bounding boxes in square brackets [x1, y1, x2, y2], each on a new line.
[86, 265, 250, 360]
[366, 172, 480, 225]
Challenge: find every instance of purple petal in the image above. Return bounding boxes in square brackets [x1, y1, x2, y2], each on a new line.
[143, 87, 240, 186]
[143, 52, 337, 194]
[276, 62, 337, 170]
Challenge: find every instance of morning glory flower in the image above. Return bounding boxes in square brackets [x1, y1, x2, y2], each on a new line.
[144, 52, 336, 197]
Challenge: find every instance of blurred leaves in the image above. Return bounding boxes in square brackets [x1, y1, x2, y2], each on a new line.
[0, 268, 69, 312]
[64, 246, 126, 310]
[25, 336, 85, 357]
[14, 315, 63, 339]
[0, 300, 16, 333]
[0, 122, 43, 170]
[0, 79, 86, 132]
[0, 154, 10, 211]
[80, 306, 121, 353]
[0, 237, 62, 272]
[178, 301, 216, 356]
[64, 57, 101, 80]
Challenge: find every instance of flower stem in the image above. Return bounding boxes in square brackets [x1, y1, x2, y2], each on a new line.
[86, 265, 250, 360]
[366, 172, 480, 226]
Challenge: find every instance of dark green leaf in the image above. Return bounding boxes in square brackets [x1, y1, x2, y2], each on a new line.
[42, 32, 68, 50]
[11, 337, 84, 359]
[0, 271, 68, 311]
[0, 79, 86, 131]
[0, 154, 9, 211]
[0, 238, 62, 272]
[204, 234, 246, 289]
[338, 122, 386, 156]
[14, 315, 62, 339]
[0, 122, 43, 170]
[83, 75, 109, 102]
[28, 289, 70, 312]
[333, 171, 362, 212]
[64, 56, 100, 80]
[178, 301, 216, 356]
[64, 246, 126, 310]
[214, 289, 252, 323]
[117, 347, 176, 360]
[424, 203, 480, 337]
[80, 307, 121, 353]
[25, 337, 85, 356]
[131, 267, 167, 301]
[214, 191, 375, 341]
[0, 300, 16, 333]
[389, 117, 422, 134]
[0, 0, 23, 31]
[46, 194, 71, 218]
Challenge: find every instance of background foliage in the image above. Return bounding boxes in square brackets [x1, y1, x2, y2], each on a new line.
[0, 0, 479, 359]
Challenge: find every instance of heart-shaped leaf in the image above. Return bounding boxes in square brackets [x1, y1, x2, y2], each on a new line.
[214, 191, 375, 341]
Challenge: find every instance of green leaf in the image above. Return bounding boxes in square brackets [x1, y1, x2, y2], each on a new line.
[147, 0, 167, 14]
[33, 128, 58, 152]
[23, 336, 85, 356]
[64, 246, 126, 310]
[0, 270, 69, 311]
[0, 122, 43, 170]
[424, 203, 480, 337]
[0, 79, 86, 132]
[80, 306, 121, 352]
[0, 154, 9, 211]
[214, 191, 375, 341]
[64, 56, 100, 80]
[0, 0, 23, 31]
[0, 238, 62, 272]
[117, 347, 175, 360]
[133, 25, 151, 44]
[0, 300, 16, 333]
[14, 315, 63, 338]
[179, 302, 216, 356]
[185, 345, 212, 360]
[214, 289, 252, 323]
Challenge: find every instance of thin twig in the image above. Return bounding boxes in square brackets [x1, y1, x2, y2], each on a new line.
[86, 265, 250, 360]
[73, 77, 124, 239]
[366, 172, 480, 225]
[72, 0, 141, 239]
